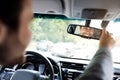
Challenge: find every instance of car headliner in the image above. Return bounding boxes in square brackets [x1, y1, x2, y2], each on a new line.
[33, 0, 120, 21]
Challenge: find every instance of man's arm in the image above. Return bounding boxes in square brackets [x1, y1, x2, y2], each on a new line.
[76, 47, 113, 80]
[76, 28, 115, 80]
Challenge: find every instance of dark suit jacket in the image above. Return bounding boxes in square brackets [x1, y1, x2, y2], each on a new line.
[76, 48, 113, 80]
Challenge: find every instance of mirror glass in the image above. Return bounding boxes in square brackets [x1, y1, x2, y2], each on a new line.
[67, 24, 102, 40]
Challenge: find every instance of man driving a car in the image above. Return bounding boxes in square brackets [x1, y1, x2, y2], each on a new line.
[0, 0, 115, 80]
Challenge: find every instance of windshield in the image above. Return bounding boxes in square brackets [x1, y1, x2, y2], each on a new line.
[27, 15, 120, 63]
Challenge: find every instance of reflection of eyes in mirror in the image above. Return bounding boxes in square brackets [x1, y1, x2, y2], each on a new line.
[75, 26, 95, 37]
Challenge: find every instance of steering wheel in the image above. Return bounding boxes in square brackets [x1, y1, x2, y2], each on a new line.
[11, 51, 54, 80]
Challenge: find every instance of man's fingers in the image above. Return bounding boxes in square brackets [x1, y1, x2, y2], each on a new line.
[100, 28, 115, 49]
[102, 28, 107, 35]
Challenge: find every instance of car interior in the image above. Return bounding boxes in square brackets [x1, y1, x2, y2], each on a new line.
[0, 0, 120, 80]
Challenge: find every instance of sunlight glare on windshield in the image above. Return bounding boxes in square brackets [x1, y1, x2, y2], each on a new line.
[107, 21, 120, 37]
[90, 20, 102, 29]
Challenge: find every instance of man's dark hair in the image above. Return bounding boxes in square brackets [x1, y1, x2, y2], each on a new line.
[0, 0, 23, 32]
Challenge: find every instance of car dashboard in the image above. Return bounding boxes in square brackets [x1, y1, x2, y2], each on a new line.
[49, 56, 120, 80]
[0, 56, 120, 80]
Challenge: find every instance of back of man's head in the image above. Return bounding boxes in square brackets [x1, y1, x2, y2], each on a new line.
[0, 0, 33, 66]
[0, 0, 23, 32]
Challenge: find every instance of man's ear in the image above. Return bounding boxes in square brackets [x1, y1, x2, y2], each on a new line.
[0, 21, 7, 43]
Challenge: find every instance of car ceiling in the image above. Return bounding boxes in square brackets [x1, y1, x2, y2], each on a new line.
[33, 0, 120, 20]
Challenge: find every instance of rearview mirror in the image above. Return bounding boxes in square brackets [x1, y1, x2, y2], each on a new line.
[67, 24, 102, 40]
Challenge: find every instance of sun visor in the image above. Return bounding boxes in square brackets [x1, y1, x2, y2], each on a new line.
[81, 8, 107, 19]
[33, 0, 64, 15]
